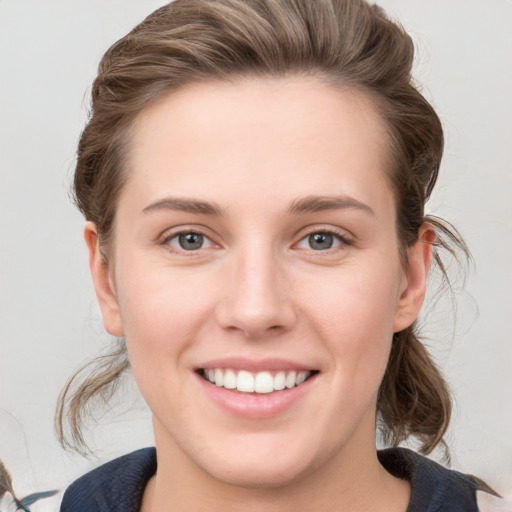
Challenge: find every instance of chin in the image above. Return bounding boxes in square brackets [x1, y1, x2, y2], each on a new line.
[201, 457, 312, 490]
[188, 433, 328, 490]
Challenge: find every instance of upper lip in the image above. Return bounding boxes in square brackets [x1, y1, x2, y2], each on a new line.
[196, 357, 317, 372]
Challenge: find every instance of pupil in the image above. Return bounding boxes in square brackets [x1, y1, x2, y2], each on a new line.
[179, 233, 203, 250]
[309, 232, 333, 250]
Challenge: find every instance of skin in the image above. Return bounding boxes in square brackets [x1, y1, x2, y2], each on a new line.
[86, 77, 434, 511]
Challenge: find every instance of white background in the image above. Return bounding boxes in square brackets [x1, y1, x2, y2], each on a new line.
[1, 0, 511, 500]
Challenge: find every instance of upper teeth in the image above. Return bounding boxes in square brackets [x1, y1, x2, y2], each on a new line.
[203, 368, 312, 393]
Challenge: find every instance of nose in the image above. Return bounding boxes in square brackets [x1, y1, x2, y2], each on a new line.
[215, 244, 297, 339]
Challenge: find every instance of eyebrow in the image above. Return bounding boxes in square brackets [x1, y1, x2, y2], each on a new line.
[141, 194, 374, 217]
[287, 195, 375, 216]
[141, 197, 225, 216]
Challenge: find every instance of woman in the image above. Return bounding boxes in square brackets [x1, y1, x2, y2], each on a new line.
[56, 0, 504, 510]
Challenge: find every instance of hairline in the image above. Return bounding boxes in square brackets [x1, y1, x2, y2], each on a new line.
[101, 72, 405, 260]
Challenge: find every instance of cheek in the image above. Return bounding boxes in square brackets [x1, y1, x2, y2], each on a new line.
[114, 263, 215, 367]
[301, 258, 402, 338]
[113, 269, 215, 420]
[299, 260, 401, 387]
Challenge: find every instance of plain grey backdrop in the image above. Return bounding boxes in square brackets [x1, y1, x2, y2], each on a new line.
[1, 0, 511, 497]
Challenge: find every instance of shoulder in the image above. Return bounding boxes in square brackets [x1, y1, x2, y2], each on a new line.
[378, 447, 500, 512]
[60, 447, 157, 512]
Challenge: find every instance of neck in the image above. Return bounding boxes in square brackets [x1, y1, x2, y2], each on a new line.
[142, 423, 410, 512]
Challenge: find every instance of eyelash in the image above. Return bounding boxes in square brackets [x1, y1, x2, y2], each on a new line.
[159, 226, 353, 255]
[160, 228, 215, 254]
[295, 227, 353, 252]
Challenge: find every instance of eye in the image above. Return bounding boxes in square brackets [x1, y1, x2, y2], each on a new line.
[296, 231, 348, 251]
[166, 231, 214, 251]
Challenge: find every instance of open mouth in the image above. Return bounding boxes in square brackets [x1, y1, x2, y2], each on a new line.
[198, 368, 319, 394]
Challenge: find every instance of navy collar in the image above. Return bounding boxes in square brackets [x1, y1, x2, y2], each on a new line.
[61, 446, 492, 512]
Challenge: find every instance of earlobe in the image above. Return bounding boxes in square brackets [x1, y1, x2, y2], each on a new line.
[393, 224, 436, 333]
[84, 221, 125, 337]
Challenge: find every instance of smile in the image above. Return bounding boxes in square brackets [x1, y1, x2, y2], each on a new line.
[200, 368, 316, 394]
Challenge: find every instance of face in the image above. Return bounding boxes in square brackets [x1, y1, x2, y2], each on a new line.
[88, 77, 430, 488]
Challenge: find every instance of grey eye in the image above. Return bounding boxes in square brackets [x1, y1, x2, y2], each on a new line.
[308, 232, 334, 250]
[165, 230, 215, 253]
[179, 233, 204, 250]
[170, 232, 206, 250]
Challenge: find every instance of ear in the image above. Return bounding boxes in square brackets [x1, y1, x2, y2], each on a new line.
[84, 221, 125, 337]
[393, 223, 436, 333]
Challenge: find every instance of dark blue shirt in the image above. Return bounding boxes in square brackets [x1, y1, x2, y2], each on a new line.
[60, 447, 495, 511]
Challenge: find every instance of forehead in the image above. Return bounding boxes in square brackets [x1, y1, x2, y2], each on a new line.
[124, 76, 394, 215]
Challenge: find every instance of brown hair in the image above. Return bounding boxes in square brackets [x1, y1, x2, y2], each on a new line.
[56, 0, 468, 456]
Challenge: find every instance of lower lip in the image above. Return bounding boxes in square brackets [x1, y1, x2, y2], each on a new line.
[195, 372, 317, 419]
